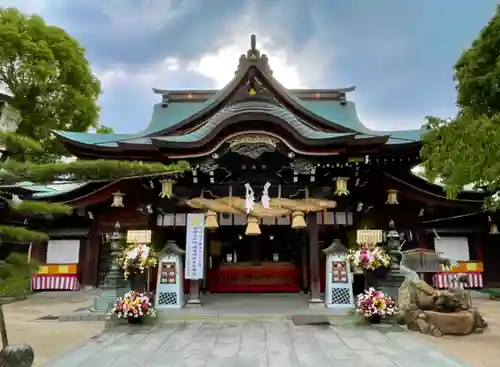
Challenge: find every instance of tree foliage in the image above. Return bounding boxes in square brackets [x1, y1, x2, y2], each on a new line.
[421, 5, 500, 205]
[96, 124, 114, 134]
[0, 8, 101, 161]
[0, 158, 189, 242]
[0, 253, 39, 298]
[1, 159, 189, 184]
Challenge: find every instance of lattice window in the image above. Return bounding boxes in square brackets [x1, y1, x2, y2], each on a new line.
[331, 287, 351, 305]
[158, 292, 178, 305]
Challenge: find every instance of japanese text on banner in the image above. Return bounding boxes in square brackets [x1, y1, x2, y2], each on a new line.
[185, 213, 205, 279]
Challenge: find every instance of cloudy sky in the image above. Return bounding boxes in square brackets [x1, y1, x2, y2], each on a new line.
[1, 0, 498, 133]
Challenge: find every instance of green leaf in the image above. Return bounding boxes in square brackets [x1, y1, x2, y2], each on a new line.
[1, 160, 190, 184]
[0, 225, 47, 242]
[95, 124, 114, 134]
[0, 130, 43, 152]
[421, 6, 500, 207]
[0, 8, 101, 162]
[9, 200, 72, 215]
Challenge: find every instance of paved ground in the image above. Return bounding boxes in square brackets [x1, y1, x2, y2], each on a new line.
[45, 320, 468, 367]
[5, 291, 498, 366]
[3, 290, 104, 366]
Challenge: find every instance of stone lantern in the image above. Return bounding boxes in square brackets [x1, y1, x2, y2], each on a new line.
[94, 221, 128, 311]
[386, 227, 403, 270]
[378, 221, 406, 302]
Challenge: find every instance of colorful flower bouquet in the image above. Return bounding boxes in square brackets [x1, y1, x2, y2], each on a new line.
[118, 243, 157, 279]
[356, 288, 397, 322]
[347, 244, 391, 271]
[110, 291, 156, 323]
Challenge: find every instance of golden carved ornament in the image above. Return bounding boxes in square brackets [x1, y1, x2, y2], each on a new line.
[227, 134, 279, 148]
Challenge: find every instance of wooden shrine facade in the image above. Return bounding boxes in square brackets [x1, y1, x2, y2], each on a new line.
[26, 35, 500, 296]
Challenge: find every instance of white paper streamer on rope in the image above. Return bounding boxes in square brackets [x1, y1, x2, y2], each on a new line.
[244, 183, 255, 214]
[261, 182, 271, 209]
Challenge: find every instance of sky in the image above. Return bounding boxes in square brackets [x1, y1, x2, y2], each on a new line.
[0, 0, 498, 133]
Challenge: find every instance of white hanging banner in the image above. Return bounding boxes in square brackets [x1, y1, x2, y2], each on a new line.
[185, 213, 205, 279]
[46, 240, 80, 264]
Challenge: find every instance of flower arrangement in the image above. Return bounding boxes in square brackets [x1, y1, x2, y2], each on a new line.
[118, 243, 157, 279]
[347, 244, 391, 271]
[110, 291, 156, 322]
[356, 288, 397, 321]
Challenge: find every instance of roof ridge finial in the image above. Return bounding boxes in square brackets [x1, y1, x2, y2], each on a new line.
[234, 33, 273, 76]
[250, 34, 256, 51]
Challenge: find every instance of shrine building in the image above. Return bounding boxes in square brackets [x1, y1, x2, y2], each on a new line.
[26, 35, 500, 301]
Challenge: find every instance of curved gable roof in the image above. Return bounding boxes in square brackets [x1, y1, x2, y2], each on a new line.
[54, 34, 424, 150]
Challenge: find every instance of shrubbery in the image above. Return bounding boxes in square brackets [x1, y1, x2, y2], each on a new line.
[0, 253, 38, 298]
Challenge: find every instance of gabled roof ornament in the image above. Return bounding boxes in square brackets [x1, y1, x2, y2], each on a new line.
[235, 34, 273, 76]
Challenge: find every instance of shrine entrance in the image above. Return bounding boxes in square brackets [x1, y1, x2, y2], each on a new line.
[206, 225, 304, 293]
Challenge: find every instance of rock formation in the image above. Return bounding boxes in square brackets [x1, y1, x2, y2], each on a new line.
[397, 279, 487, 337]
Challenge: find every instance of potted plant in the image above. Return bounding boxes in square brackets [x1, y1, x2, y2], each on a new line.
[118, 243, 157, 292]
[356, 287, 397, 323]
[110, 290, 156, 324]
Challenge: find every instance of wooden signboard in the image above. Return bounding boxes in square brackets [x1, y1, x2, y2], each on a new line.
[160, 262, 177, 284]
[356, 230, 383, 245]
[332, 261, 348, 283]
[126, 230, 152, 244]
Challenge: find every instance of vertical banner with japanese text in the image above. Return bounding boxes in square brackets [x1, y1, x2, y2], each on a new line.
[185, 213, 205, 279]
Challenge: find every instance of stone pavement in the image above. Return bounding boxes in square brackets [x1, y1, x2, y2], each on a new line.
[45, 320, 469, 367]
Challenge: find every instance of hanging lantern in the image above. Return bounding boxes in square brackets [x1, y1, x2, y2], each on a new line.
[334, 177, 350, 196]
[204, 210, 219, 230]
[111, 191, 125, 207]
[159, 179, 175, 199]
[291, 211, 307, 230]
[490, 223, 499, 235]
[386, 189, 399, 205]
[245, 216, 261, 236]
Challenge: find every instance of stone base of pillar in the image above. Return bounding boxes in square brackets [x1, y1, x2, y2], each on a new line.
[308, 298, 324, 309]
[93, 286, 128, 312]
[186, 298, 202, 308]
[378, 272, 406, 303]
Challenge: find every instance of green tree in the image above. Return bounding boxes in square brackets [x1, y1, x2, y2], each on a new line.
[96, 124, 114, 134]
[0, 8, 101, 162]
[421, 5, 500, 205]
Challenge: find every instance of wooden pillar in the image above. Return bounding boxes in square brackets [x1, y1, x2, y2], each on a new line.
[78, 238, 89, 287]
[308, 212, 322, 306]
[473, 234, 484, 262]
[85, 232, 100, 287]
[301, 231, 309, 293]
[30, 241, 46, 263]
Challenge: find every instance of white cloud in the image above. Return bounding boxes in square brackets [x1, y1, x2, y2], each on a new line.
[95, 57, 181, 92]
[95, 36, 312, 106]
[187, 36, 307, 89]
[95, 6, 325, 103]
